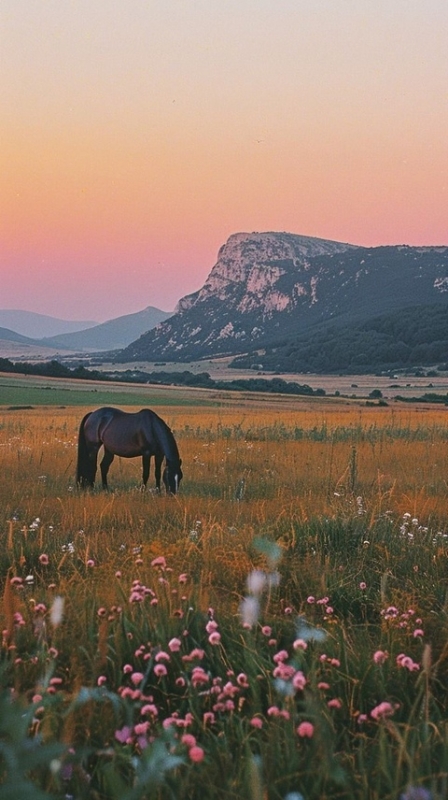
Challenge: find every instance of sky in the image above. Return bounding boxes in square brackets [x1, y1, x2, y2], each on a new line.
[1, 1, 447, 322]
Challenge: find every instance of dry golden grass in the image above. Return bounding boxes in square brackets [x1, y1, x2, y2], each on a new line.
[1, 400, 447, 614]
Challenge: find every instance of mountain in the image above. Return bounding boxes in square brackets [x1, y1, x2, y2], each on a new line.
[116, 232, 448, 365]
[42, 306, 172, 352]
[0, 310, 97, 339]
[0, 326, 42, 345]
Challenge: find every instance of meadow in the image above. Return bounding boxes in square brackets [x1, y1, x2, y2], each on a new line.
[0, 379, 448, 799]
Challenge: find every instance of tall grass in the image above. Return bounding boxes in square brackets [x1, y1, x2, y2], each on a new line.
[0, 402, 447, 798]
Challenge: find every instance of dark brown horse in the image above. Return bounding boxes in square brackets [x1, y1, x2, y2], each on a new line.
[76, 407, 182, 493]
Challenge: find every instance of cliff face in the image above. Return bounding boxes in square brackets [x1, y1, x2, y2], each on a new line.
[117, 232, 448, 363]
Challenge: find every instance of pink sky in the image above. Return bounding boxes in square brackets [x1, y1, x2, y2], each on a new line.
[1, 1, 447, 322]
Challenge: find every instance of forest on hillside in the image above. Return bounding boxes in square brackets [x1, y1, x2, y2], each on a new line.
[231, 305, 448, 374]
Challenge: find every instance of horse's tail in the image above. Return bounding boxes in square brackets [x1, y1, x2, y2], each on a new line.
[76, 412, 93, 487]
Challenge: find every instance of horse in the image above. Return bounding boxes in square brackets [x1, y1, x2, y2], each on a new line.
[76, 407, 182, 493]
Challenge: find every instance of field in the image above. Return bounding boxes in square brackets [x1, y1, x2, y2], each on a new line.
[1, 376, 448, 799]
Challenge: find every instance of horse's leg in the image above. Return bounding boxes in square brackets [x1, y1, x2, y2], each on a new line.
[142, 454, 150, 488]
[100, 448, 114, 490]
[85, 444, 99, 488]
[154, 454, 163, 491]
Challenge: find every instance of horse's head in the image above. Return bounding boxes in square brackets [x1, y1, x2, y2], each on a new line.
[163, 459, 183, 494]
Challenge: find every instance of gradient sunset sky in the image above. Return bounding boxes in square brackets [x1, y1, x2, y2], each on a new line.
[1, 1, 447, 322]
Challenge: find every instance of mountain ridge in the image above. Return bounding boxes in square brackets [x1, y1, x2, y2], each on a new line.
[117, 232, 448, 364]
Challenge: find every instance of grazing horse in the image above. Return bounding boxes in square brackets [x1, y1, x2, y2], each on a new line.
[76, 407, 182, 493]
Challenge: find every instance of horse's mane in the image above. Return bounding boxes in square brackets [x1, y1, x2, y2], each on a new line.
[145, 410, 180, 464]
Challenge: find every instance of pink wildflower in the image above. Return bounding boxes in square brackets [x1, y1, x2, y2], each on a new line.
[155, 651, 170, 662]
[115, 725, 132, 744]
[208, 631, 221, 645]
[296, 721, 314, 738]
[267, 706, 281, 717]
[273, 649, 289, 664]
[151, 556, 166, 569]
[261, 625, 272, 636]
[123, 664, 133, 674]
[181, 733, 197, 747]
[189, 745, 205, 763]
[154, 663, 168, 678]
[97, 675, 107, 686]
[359, 582, 367, 590]
[168, 637, 181, 652]
[373, 650, 388, 665]
[250, 716, 263, 729]
[413, 629, 424, 638]
[206, 619, 219, 634]
[327, 698, 342, 709]
[131, 672, 144, 686]
[370, 701, 396, 721]
[39, 553, 49, 565]
[203, 712, 215, 725]
[86, 559, 95, 568]
[293, 638, 308, 651]
[292, 670, 307, 691]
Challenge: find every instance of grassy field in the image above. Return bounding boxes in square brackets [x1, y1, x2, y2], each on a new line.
[0, 379, 448, 799]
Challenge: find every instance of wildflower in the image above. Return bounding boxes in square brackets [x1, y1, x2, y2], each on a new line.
[359, 582, 367, 590]
[236, 673, 249, 688]
[97, 607, 107, 617]
[373, 650, 388, 664]
[250, 716, 263, 729]
[292, 671, 307, 691]
[86, 559, 95, 568]
[317, 682, 330, 690]
[97, 675, 107, 686]
[178, 573, 188, 583]
[306, 596, 315, 604]
[141, 704, 158, 716]
[240, 596, 260, 627]
[296, 721, 314, 738]
[284, 607, 293, 615]
[181, 733, 197, 747]
[39, 553, 49, 565]
[151, 556, 166, 568]
[168, 637, 182, 652]
[370, 701, 396, 720]
[413, 629, 424, 638]
[50, 596, 64, 627]
[154, 664, 168, 678]
[261, 625, 272, 636]
[327, 698, 342, 709]
[267, 706, 281, 717]
[189, 745, 205, 763]
[273, 649, 289, 664]
[293, 638, 308, 651]
[115, 571, 122, 578]
[208, 631, 221, 645]
[246, 570, 267, 595]
[206, 619, 219, 634]
[155, 651, 171, 662]
[400, 787, 433, 800]
[131, 672, 144, 686]
[203, 712, 215, 725]
[123, 664, 133, 674]
[115, 725, 133, 744]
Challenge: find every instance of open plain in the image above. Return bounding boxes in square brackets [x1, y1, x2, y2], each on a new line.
[0, 375, 447, 799]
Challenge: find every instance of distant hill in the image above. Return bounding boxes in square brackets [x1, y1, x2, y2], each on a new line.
[0, 326, 41, 345]
[0, 310, 97, 339]
[116, 232, 448, 369]
[42, 306, 172, 352]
